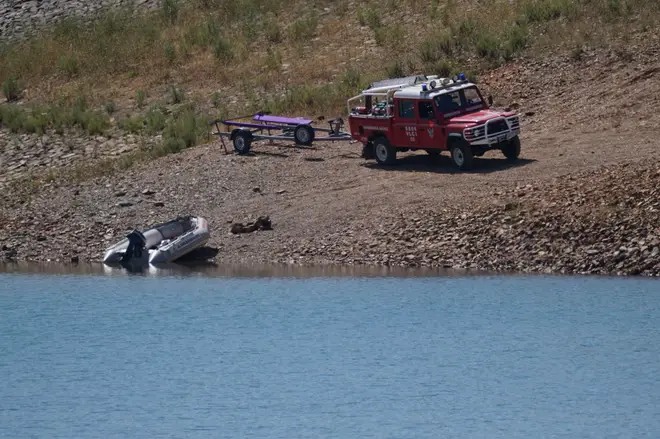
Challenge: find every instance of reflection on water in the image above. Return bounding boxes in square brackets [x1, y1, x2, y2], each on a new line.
[0, 260, 480, 279]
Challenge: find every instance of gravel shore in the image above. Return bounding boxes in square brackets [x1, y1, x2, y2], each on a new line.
[1, 144, 658, 277]
[282, 163, 660, 276]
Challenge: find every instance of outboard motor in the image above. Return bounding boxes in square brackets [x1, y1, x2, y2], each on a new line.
[120, 229, 149, 270]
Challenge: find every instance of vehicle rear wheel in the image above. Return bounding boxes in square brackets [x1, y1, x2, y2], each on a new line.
[233, 130, 252, 155]
[502, 135, 521, 161]
[294, 124, 315, 146]
[373, 137, 396, 165]
[450, 140, 474, 170]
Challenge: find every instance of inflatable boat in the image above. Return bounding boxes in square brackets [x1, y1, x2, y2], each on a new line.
[102, 216, 211, 268]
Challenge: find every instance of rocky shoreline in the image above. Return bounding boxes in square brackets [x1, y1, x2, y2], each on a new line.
[280, 163, 660, 277]
[2, 158, 658, 277]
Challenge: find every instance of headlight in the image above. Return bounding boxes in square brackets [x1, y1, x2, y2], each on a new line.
[469, 127, 484, 137]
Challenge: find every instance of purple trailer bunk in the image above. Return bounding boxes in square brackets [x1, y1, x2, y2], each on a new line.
[210, 111, 353, 155]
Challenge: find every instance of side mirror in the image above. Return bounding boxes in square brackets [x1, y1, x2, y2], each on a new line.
[487, 95, 493, 107]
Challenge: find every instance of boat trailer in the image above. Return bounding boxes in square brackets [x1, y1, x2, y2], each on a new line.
[210, 111, 354, 154]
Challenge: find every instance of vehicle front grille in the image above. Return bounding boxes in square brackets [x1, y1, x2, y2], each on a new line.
[507, 116, 520, 131]
[487, 119, 509, 135]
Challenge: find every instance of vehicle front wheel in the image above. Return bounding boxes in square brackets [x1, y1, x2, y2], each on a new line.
[450, 140, 474, 170]
[502, 135, 521, 161]
[373, 137, 397, 165]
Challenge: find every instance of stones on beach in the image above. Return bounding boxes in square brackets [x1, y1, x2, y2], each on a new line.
[2, 244, 18, 260]
[273, 163, 660, 277]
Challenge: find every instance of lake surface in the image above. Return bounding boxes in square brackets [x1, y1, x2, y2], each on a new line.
[1, 263, 659, 438]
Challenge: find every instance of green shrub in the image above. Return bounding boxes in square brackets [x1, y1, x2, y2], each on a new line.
[145, 105, 167, 134]
[166, 85, 185, 104]
[386, 60, 405, 78]
[2, 77, 22, 102]
[212, 37, 234, 64]
[357, 7, 381, 30]
[104, 100, 117, 114]
[163, 108, 200, 149]
[264, 19, 283, 43]
[136, 90, 147, 108]
[476, 34, 500, 62]
[265, 47, 282, 71]
[119, 114, 145, 134]
[164, 41, 177, 64]
[161, 0, 179, 25]
[523, 0, 578, 22]
[0, 104, 26, 133]
[342, 68, 362, 88]
[57, 55, 80, 78]
[23, 111, 49, 135]
[419, 32, 456, 65]
[82, 111, 109, 135]
[153, 137, 186, 157]
[290, 15, 318, 41]
[503, 23, 528, 60]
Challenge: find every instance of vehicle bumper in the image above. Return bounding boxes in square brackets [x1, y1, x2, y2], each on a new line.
[469, 130, 519, 147]
[463, 116, 520, 147]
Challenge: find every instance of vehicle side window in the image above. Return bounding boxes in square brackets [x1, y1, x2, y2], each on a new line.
[398, 100, 416, 119]
[418, 101, 435, 119]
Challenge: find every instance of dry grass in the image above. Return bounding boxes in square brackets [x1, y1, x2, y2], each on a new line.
[1, 0, 656, 119]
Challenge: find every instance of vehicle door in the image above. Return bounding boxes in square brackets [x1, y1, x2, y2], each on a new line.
[434, 90, 462, 149]
[416, 100, 444, 150]
[392, 99, 419, 147]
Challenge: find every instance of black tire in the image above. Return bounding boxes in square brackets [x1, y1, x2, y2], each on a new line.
[373, 137, 396, 165]
[293, 124, 315, 146]
[362, 142, 375, 160]
[502, 135, 521, 161]
[233, 130, 252, 155]
[450, 139, 474, 170]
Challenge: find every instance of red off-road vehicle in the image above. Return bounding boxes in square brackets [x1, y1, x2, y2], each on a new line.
[346, 74, 521, 170]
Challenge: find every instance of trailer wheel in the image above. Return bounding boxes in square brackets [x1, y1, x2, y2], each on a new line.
[294, 124, 315, 146]
[373, 137, 396, 165]
[450, 140, 474, 170]
[233, 130, 252, 155]
[501, 135, 521, 161]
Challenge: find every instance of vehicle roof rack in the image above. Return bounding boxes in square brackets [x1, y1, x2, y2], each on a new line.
[366, 75, 426, 90]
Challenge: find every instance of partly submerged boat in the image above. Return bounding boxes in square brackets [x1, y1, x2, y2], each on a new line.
[102, 216, 211, 269]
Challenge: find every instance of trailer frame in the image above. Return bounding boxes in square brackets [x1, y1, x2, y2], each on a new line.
[209, 111, 354, 155]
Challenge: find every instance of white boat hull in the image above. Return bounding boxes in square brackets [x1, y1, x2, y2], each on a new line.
[103, 216, 211, 267]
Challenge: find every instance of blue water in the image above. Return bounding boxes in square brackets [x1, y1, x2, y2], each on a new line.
[1, 270, 659, 438]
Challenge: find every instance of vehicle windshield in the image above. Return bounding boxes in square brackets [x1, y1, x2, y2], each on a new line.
[434, 86, 484, 116]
